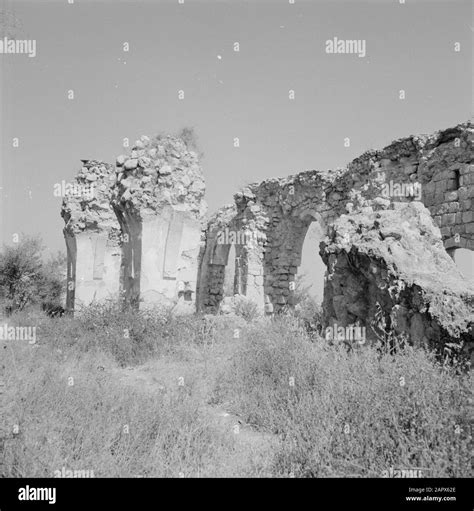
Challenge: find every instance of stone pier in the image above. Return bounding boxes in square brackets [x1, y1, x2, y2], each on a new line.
[111, 134, 207, 309]
[61, 160, 121, 312]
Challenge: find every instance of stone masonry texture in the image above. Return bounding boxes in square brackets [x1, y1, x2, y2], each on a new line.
[62, 122, 473, 355]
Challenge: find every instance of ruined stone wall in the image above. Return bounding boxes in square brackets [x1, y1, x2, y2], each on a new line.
[62, 121, 472, 337]
[196, 189, 270, 312]
[198, 122, 473, 315]
[345, 123, 473, 251]
[61, 160, 121, 311]
[62, 134, 207, 312]
[196, 203, 237, 312]
[111, 135, 207, 309]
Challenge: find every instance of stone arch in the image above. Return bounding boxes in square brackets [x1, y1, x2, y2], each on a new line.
[298, 216, 327, 305]
[197, 121, 473, 320]
[263, 215, 311, 312]
[195, 204, 249, 312]
[297, 208, 324, 225]
[262, 208, 330, 313]
[223, 243, 237, 296]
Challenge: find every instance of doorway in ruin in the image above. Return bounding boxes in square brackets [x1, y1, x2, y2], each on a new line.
[262, 209, 328, 315]
[449, 248, 474, 285]
[298, 220, 327, 311]
[222, 243, 237, 297]
[220, 241, 247, 299]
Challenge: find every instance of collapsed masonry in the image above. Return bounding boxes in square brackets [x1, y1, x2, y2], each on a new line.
[197, 121, 473, 351]
[321, 201, 474, 355]
[62, 122, 473, 352]
[199, 123, 473, 311]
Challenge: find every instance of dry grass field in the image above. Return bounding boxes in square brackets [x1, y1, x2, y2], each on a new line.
[1, 303, 472, 478]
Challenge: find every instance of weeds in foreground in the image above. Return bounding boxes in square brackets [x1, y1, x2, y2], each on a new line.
[2, 307, 472, 478]
[2, 343, 241, 477]
[214, 317, 473, 477]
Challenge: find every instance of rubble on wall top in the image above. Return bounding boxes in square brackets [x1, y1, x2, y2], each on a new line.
[207, 203, 237, 228]
[76, 160, 115, 182]
[230, 121, 472, 207]
[112, 133, 207, 220]
[349, 121, 472, 169]
[61, 160, 118, 235]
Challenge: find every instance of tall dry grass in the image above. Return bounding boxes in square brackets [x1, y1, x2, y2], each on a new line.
[2, 306, 472, 478]
[1, 304, 248, 477]
[214, 317, 473, 477]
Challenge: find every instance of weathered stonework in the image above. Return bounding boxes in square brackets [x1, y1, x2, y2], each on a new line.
[196, 203, 238, 312]
[321, 200, 474, 354]
[345, 124, 474, 251]
[111, 135, 207, 308]
[197, 122, 473, 330]
[61, 160, 121, 311]
[61, 122, 473, 353]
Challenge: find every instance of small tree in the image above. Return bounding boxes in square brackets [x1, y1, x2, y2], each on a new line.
[37, 251, 67, 304]
[293, 273, 314, 307]
[0, 236, 65, 312]
[292, 273, 323, 335]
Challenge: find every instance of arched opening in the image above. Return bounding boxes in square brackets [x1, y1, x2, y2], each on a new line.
[263, 208, 327, 317]
[454, 169, 461, 190]
[299, 221, 326, 306]
[223, 243, 236, 297]
[295, 219, 327, 332]
[196, 224, 254, 313]
[449, 248, 474, 284]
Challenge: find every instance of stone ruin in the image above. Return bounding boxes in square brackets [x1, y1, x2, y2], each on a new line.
[111, 135, 206, 309]
[61, 122, 473, 356]
[322, 201, 473, 354]
[61, 160, 121, 311]
[62, 135, 206, 311]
